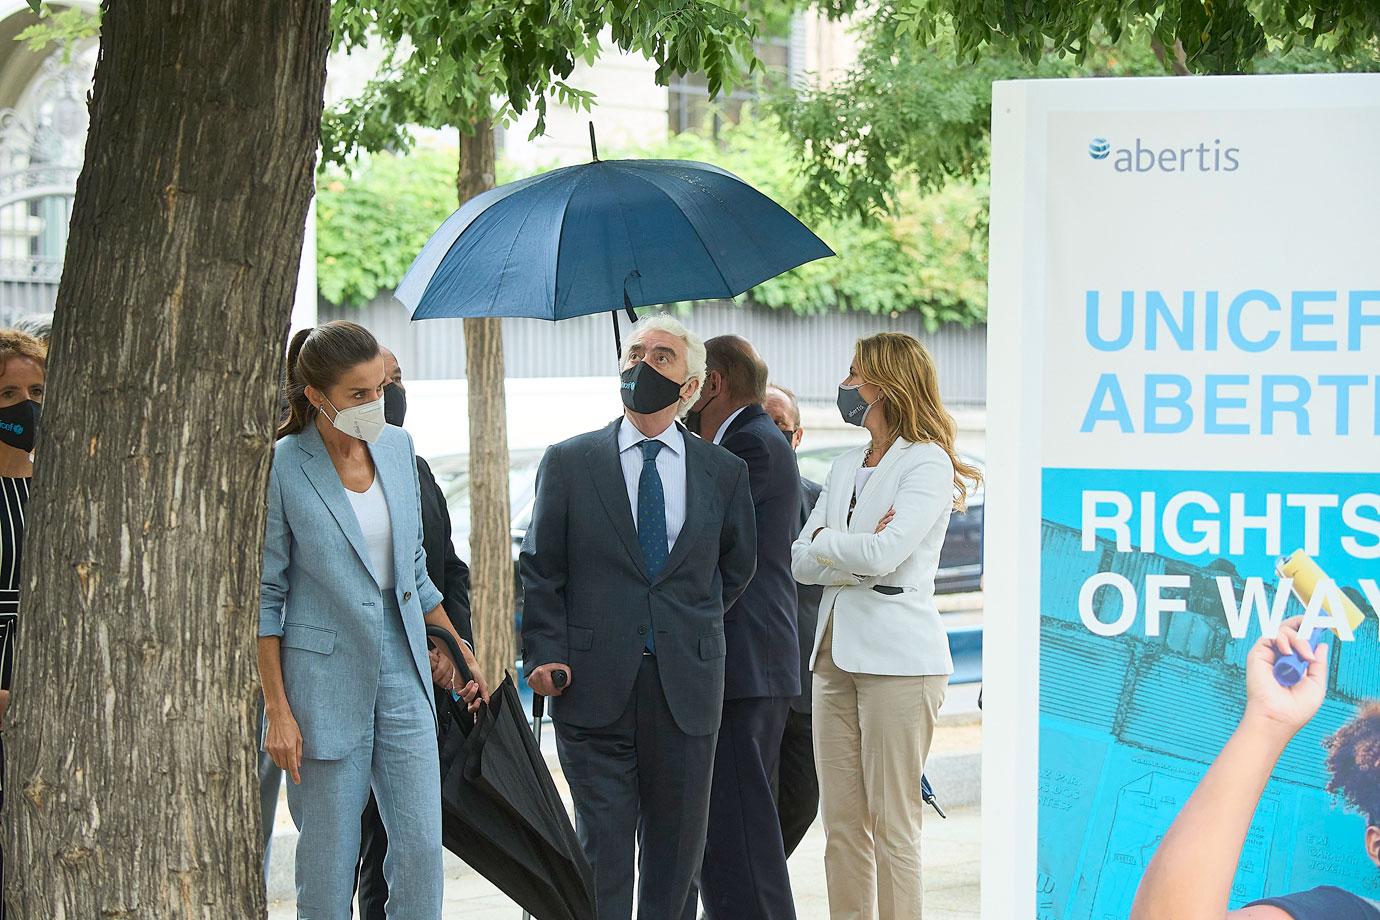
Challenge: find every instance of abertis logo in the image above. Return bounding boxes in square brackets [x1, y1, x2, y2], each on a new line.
[1088, 136, 1240, 173]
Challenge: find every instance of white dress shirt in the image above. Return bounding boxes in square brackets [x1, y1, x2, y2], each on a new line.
[346, 475, 395, 590]
[712, 406, 749, 446]
[618, 416, 687, 553]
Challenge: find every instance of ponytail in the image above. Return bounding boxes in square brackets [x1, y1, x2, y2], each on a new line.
[277, 328, 316, 439]
[276, 322, 380, 440]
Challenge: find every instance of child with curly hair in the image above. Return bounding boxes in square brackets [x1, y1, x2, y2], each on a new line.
[1132, 616, 1379, 919]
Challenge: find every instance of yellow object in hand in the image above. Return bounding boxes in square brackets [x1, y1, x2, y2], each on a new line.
[1277, 549, 1365, 632]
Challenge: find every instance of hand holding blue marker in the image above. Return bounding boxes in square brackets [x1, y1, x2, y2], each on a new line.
[1271, 550, 1364, 688]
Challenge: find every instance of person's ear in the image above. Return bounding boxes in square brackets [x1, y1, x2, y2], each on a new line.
[682, 375, 701, 402]
[791, 427, 804, 450]
[1366, 826, 1380, 867]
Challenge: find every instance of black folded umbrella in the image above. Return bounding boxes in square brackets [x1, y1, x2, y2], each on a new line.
[427, 627, 595, 920]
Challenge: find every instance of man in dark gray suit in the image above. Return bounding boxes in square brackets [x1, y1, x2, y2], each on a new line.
[763, 383, 823, 857]
[521, 315, 757, 920]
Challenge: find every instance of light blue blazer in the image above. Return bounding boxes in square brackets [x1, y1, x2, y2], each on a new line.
[259, 421, 444, 760]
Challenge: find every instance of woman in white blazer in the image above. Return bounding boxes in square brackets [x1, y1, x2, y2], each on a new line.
[792, 332, 981, 920]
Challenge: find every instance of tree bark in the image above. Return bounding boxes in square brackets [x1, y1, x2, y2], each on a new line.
[7, 2, 331, 916]
[458, 121, 515, 690]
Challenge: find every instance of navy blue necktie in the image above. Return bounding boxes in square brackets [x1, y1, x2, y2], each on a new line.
[637, 439, 667, 652]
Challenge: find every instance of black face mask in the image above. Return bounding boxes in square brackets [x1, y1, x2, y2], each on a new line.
[0, 400, 40, 453]
[684, 393, 717, 437]
[383, 383, 407, 427]
[620, 362, 685, 416]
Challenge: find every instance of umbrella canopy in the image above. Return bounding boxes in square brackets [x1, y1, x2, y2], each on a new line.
[395, 154, 833, 324]
[426, 627, 594, 920]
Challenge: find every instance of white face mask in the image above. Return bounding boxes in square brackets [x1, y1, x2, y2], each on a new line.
[323, 395, 386, 443]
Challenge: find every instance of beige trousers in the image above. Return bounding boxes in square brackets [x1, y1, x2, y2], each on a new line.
[812, 618, 948, 920]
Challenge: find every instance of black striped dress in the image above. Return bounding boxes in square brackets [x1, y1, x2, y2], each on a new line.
[0, 475, 27, 920]
[0, 476, 27, 693]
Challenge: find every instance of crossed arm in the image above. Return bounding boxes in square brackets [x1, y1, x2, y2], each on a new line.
[791, 452, 952, 584]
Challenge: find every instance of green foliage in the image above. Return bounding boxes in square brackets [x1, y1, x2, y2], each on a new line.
[14, 3, 100, 65]
[325, 1, 765, 165]
[772, 14, 1377, 219]
[315, 148, 459, 307]
[315, 146, 528, 307]
[883, 0, 1380, 75]
[619, 116, 988, 328]
[315, 114, 988, 327]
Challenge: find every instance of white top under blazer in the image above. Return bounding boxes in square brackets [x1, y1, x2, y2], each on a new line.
[346, 476, 396, 591]
[791, 438, 956, 677]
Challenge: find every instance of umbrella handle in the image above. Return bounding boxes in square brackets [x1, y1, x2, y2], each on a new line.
[425, 625, 475, 686]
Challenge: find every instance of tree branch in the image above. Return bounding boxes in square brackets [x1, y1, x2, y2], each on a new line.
[1151, 35, 1192, 75]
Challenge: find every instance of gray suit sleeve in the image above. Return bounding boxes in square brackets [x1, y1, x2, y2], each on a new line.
[519, 445, 569, 676]
[259, 461, 289, 638]
[719, 460, 758, 612]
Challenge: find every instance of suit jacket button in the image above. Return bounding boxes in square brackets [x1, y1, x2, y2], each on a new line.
[403, 591, 412, 602]
[638, 625, 647, 635]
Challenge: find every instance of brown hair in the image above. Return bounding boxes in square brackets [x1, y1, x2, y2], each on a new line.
[1326, 702, 1380, 827]
[0, 329, 47, 378]
[277, 321, 380, 440]
[706, 335, 768, 404]
[853, 332, 982, 510]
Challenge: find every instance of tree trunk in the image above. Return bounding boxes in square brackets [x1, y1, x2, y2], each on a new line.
[458, 121, 515, 690]
[7, 2, 331, 916]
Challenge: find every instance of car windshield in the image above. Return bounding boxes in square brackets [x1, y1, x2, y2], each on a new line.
[430, 450, 543, 543]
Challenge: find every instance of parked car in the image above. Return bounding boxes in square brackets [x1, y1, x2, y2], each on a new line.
[427, 449, 542, 629]
[795, 445, 985, 595]
[429, 442, 985, 633]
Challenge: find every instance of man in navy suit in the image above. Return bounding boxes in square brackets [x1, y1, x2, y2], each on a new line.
[763, 383, 824, 859]
[684, 336, 801, 920]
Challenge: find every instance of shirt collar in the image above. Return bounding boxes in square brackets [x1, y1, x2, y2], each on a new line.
[619, 415, 684, 456]
[713, 406, 750, 445]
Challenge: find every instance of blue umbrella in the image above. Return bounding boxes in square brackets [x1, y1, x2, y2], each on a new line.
[395, 127, 833, 353]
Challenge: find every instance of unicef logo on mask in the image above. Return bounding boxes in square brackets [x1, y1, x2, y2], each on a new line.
[1088, 137, 1111, 160]
[0, 421, 22, 434]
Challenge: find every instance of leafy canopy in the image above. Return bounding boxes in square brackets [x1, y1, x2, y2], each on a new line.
[325, 1, 765, 164]
[882, 0, 1380, 75]
[316, 113, 989, 329]
[770, 11, 1378, 218]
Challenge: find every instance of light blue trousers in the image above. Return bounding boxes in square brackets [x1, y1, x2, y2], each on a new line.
[286, 597, 442, 919]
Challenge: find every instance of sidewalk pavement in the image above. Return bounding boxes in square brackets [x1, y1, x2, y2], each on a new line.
[266, 687, 982, 919]
[266, 803, 980, 919]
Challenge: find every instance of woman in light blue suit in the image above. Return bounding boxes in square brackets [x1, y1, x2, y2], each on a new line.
[259, 321, 487, 919]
